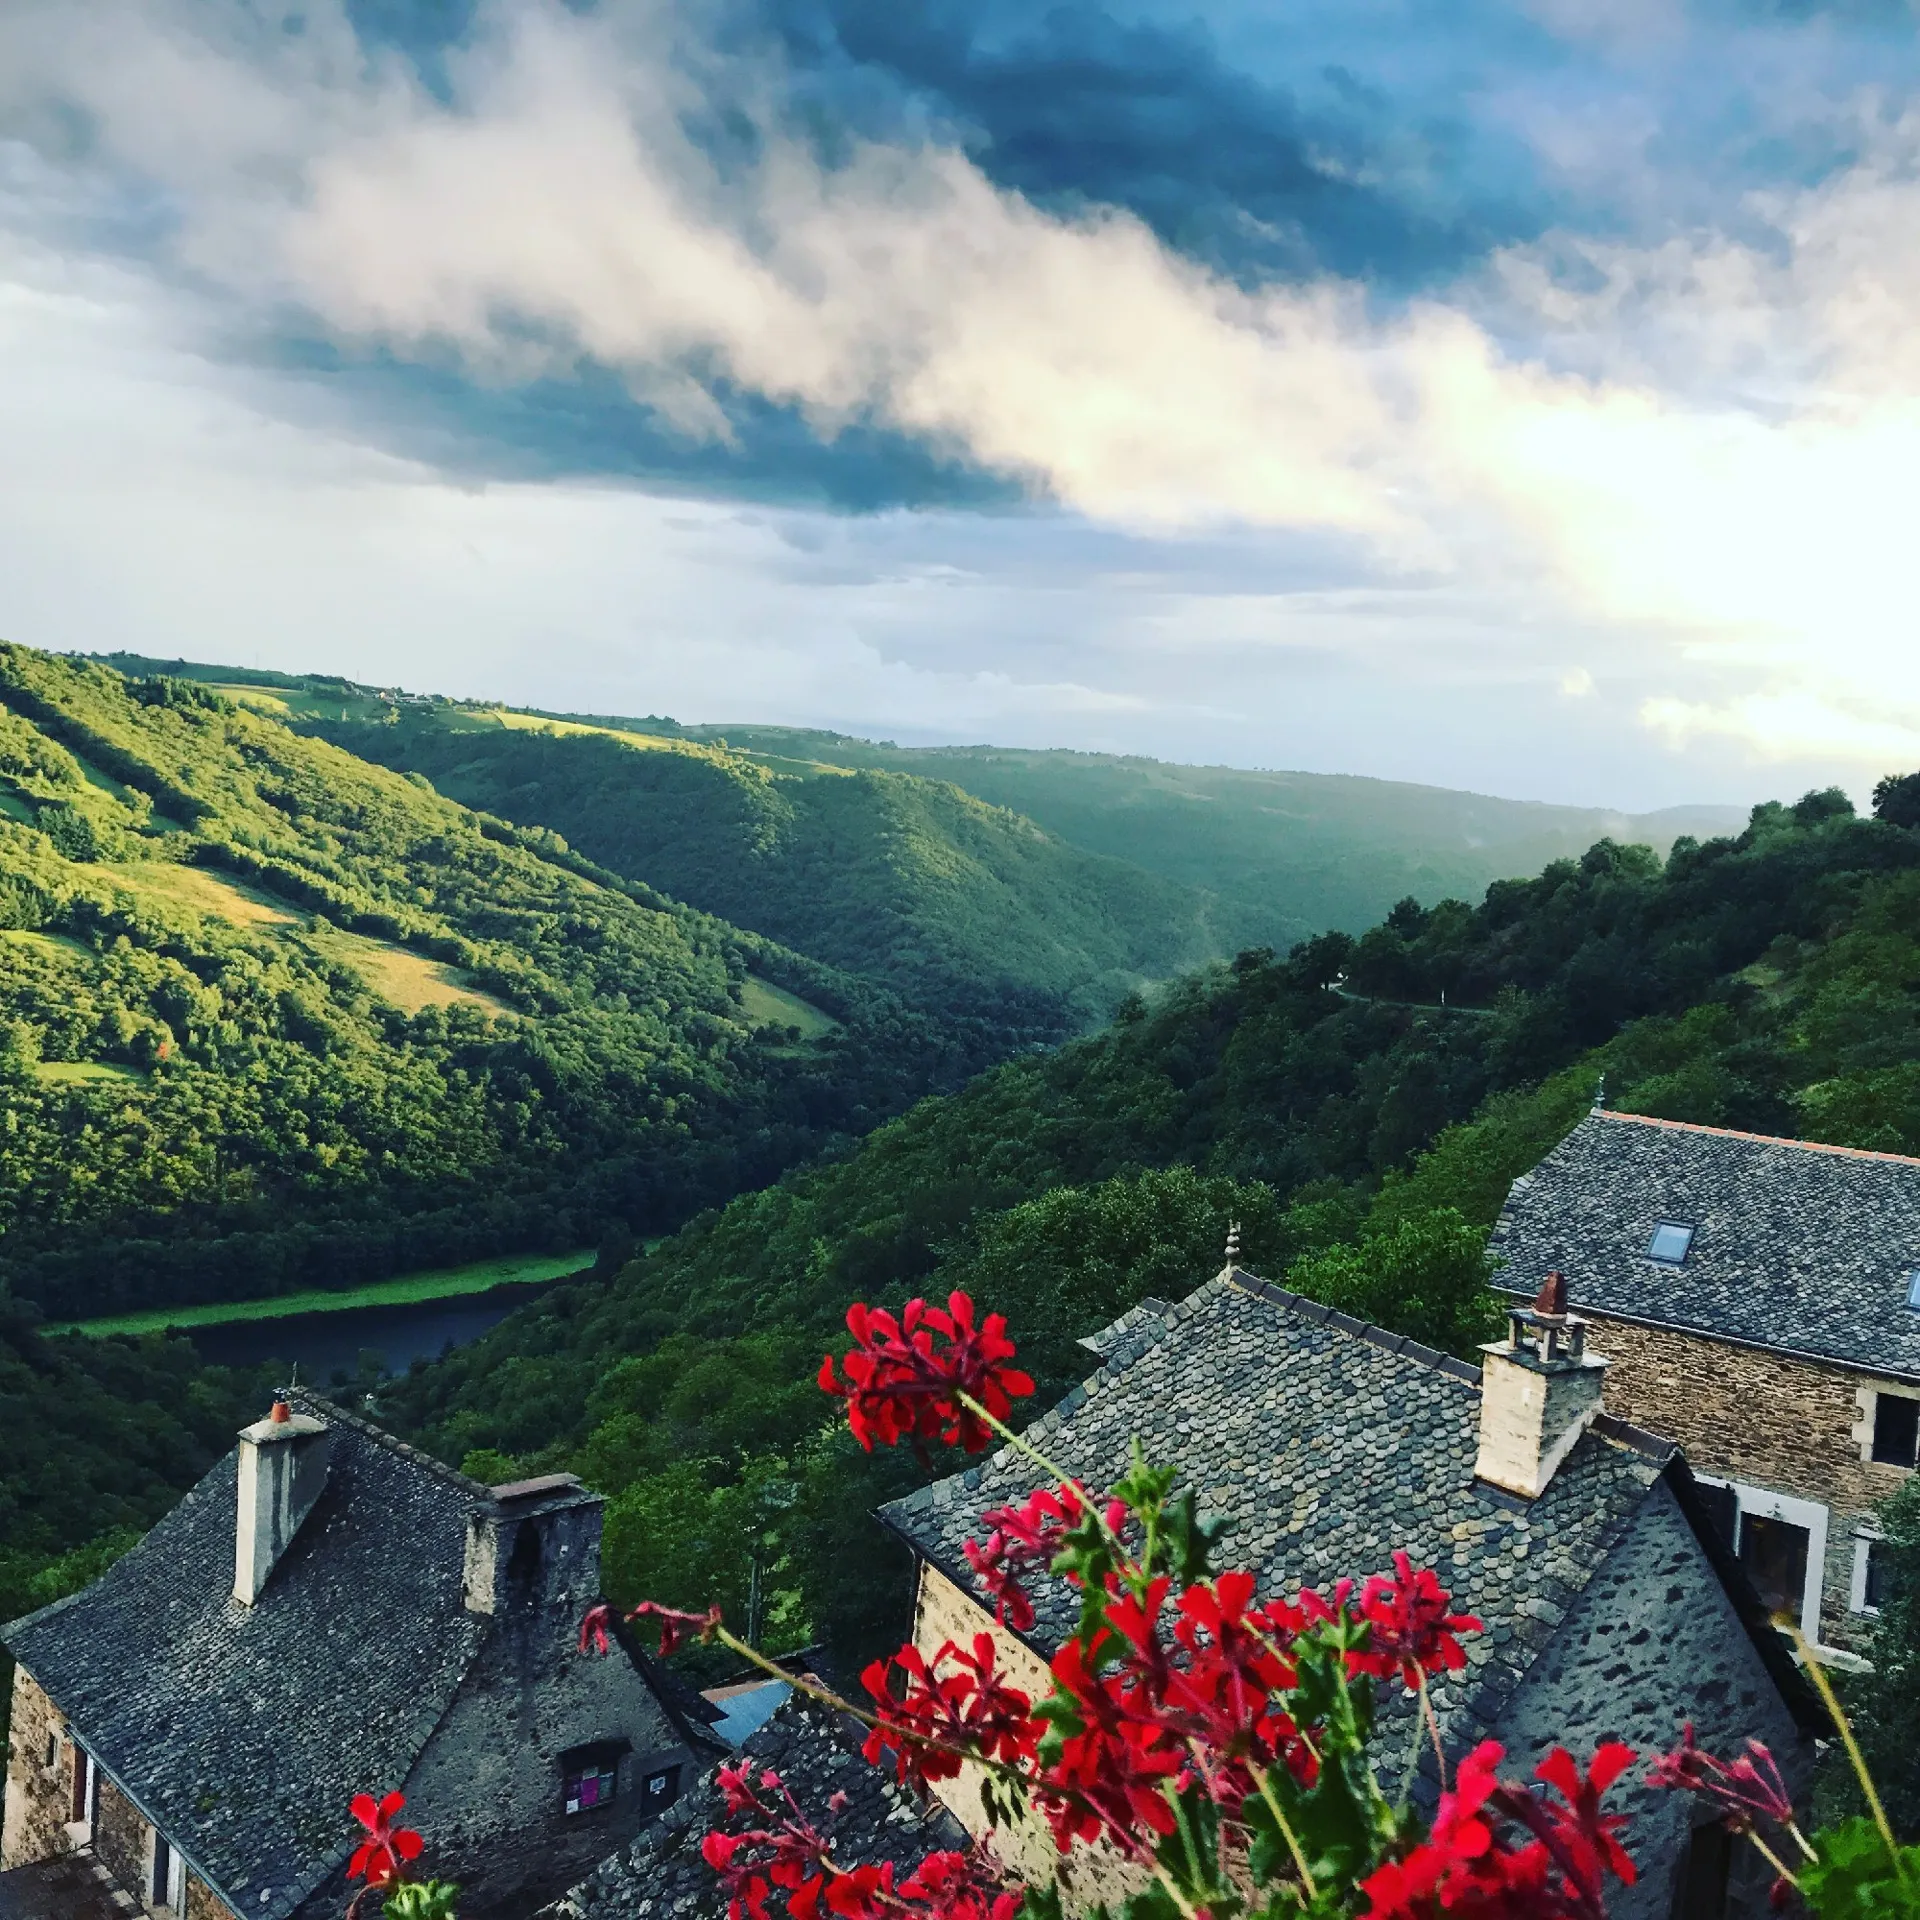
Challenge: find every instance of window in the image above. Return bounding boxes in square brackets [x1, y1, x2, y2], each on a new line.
[1854, 1534, 1903, 1614]
[151, 1830, 178, 1909]
[1695, 1475, 1830, 1644]
[70, 1748, 97, 1828]
[1740, 1513, 1811, 1620]
[1872, 1392, 1920, 1468]
[561, 1741, 628, 1817]
[1908, 1270, 1920, 1311]
[1647, 1222, 1695, 1264]
[42, 1730, 57, 1770]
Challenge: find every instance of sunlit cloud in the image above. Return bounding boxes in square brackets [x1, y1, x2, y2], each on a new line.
[0, 0, 1917, 798]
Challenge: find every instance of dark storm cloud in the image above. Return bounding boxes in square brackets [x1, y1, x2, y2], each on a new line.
[757, 0, 1543, 290]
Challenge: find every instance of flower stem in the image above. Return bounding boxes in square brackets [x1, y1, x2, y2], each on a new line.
[1248, 1761, 1319, 1902]
[1784, 1620, 1908, 1885]
[1419, 1673, 1448, 1792]
[955, 1391, 1137, 1568]
[1394, 1694, 1425, 1816]
[1744, 1828, 1803, 1893]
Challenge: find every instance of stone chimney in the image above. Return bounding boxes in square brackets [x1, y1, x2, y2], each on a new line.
[1473, 1273, 1609, 1500]
[234, 1400, 330, 1605]
[463, 1473, 604, 1622]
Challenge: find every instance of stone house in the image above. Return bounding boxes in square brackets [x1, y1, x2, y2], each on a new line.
[1491, 1106, 1920, 1658]
[1, 1391, 721, 1920]
[878, 1265, 1824, 1920]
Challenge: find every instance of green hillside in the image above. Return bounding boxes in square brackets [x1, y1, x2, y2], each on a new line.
[87, 653, 1744, 1026]
[655, 725, 1746, 946]
[0, 646, 987, 1320]
[378, 784, 1920, 1666]
[294, 706, 1227, 1032]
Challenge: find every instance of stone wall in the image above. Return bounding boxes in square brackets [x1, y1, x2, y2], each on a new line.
[186, 1870, 243, 1920]
[910, 1563, 1140, 1913]
[93, 1772, 149, 1905]
[1487, 1478, 1814, 1920]
[398, 1591, 704, 1920]
[1, 1664, 72, 1870]
[1582, 1311, 1916, 1649]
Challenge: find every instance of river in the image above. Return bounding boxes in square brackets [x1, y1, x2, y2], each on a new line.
[186, 1277, 570, 1383]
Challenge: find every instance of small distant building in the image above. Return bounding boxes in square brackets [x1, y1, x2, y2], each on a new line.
[879, 1266, 1823, 1920]
[1492, 1108, 1920, 1657]
[1, 1391, 720, 1920]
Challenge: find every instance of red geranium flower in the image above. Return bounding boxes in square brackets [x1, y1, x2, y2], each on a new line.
[347, 1790, 424, 1889]
[578, 1601, 613, 1656]
[1649, 1723, 1796, 1834]
[1354, 1551, 1484, 1692]
[964, 1481, 1124, 1632]
[819, 1293, 1034, 1454]
[861, 1633, 1041, 1789]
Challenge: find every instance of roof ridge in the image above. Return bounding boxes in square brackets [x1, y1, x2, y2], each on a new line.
[1225, 1269, 1482, 1387]
[287, 1386, 495, 1502]
[1594, 1108, 1920, 1169]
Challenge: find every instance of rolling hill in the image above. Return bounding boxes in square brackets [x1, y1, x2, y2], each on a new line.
[654, 726, 1746, 946]
[289, 706, 1226, 1032]
[0, 646, 985, 1320]
[89, 653, 1747, 1036]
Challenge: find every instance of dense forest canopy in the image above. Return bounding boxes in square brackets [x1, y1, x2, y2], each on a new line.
[0, 646, 1032, 1317]
[296, 707, 1218, 1037]
[618, 722, 1745, 945]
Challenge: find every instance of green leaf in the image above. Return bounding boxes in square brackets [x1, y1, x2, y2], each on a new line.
[1798, 1817, 1920, 1919]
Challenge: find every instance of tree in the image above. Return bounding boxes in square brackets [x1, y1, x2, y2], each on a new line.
[1874, 771, 1920, 832]
[1832, 1474, 1920, 1839]
[1284, 1209, 1501, 1355]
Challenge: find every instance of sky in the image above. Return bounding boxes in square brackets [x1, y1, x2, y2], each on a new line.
[3, 1, 1919, 809]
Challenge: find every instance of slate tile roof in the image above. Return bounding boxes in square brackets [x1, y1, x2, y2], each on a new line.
[1, 1391, 494, 1920]
[879, 1270, 1702, 1755]
[1491, 1110, 1920, 1381]
[544, 1695, 964, 1920]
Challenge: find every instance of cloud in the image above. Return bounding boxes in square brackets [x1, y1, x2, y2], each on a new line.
[3, 0, 1920, 794]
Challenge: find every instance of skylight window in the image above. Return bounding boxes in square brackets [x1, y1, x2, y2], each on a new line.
[1647, 1222, 1695, 1265]
[1908, 1270, 1920, 1312]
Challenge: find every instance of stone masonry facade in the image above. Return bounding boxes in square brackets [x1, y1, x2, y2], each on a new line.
[2, 1663, 71, 1870]
[911, 1563, 1142, 1912]
[1579, 1309, 1917, 1651]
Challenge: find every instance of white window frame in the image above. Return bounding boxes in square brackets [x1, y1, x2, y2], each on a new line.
[149, 1827, 185, 1912]
[1694, 1473, 1831, 1645]
[1851, 1529, 1886, 1616]
[1856, 1385, 1920, 1470]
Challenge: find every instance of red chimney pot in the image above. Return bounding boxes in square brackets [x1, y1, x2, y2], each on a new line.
[1532, 1270, 1569, 1318]
[270, 1400, 292, 1424]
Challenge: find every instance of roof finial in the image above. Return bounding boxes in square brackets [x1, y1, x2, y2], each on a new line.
[1224, 1219, 1241, 1269]
[1592, 1074, 1606, 1112]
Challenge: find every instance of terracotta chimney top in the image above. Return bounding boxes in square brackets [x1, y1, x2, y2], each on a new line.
[1532, 1270, 1568, 1320]
[270, 1401, 292, 1424]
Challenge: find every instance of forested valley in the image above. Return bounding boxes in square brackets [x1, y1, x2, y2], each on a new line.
[6, 641, 1920, 1774]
